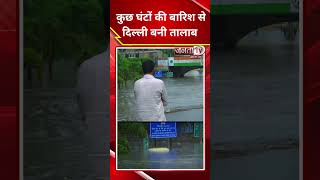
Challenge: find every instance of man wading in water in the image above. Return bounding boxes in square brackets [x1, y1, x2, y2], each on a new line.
[134, 60, 168, 122]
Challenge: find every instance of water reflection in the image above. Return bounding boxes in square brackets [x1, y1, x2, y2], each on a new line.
[118, 75, 204, 122]
[212, 28, 299, 180]
[118, 142, 203, 169]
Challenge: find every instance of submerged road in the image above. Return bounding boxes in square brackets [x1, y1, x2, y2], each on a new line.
[211, 28, 299, 179]
[24, 28, 299, 179]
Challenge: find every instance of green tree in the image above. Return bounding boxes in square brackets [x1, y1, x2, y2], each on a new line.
[117, 55, 152, 88]
[24, 0, 106, 84]
[24, 48, 43, 84]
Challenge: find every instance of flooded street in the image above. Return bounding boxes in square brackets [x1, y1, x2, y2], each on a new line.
[118, 76, 204, 169]
[118, 76, 203, 122]
[212, 29, 299, 143]
[118, 142, 203, 169]
[24, 27, 299, 179]
[24, 89, 90, 179]
[211, 28, 299, 179]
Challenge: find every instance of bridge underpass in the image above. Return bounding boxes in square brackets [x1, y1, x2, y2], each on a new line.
[211, 1, 299, 48]
[168, 66, 203, 77]
[212, 13, 299, 48]
[210, 2, 300, 180]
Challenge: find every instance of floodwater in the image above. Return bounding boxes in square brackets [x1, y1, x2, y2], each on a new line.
[24, 89, 90, 179]
[24, 27, 299, 179]
[118, 76, 203, 122]
[118, 142, 203, 169]
[212, 29, 299, 143]
[211, 28, 299, 180]
[117, 75, 204, 169]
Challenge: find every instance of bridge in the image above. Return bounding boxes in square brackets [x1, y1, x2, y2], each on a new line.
[169, 66, 203, 77]
[211, 0, 299, 47]
[157, 58, 203, 77]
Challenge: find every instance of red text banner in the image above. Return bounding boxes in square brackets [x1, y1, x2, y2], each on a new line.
[110, 0, 210, 45]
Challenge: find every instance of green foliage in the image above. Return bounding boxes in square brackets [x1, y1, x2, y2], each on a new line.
[118, 123, 148, 154]
[118, 122, 148, 139]
[24, 48, 44, 80]
[24, 0, 107, 81]
[118, 137, 129, 154]
[24, 48, 43, 68]
[117, 55, 152, 88]
[161, 49, 174, 58]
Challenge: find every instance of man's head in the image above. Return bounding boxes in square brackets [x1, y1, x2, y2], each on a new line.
[142, 60, 155, 74]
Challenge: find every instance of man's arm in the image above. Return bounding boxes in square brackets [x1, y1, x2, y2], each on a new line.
[161, 81, 168, 106]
